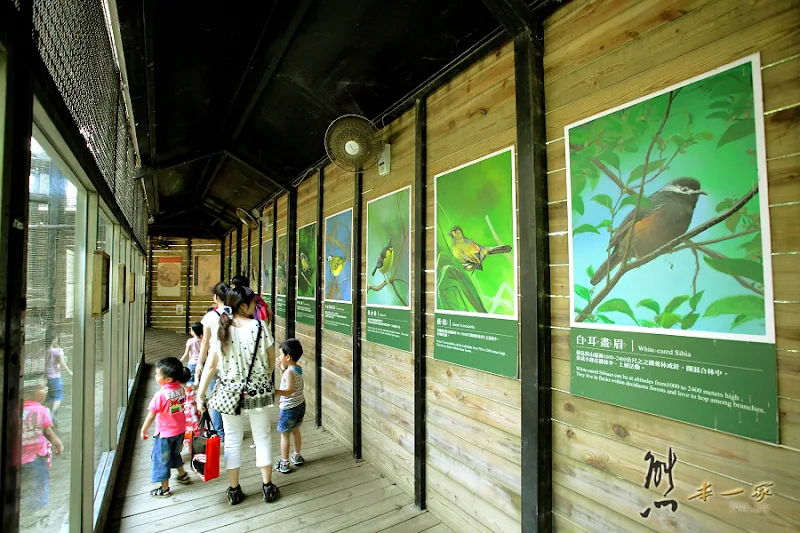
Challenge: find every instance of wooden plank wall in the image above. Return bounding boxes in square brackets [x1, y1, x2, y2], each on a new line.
[424, 40, 523, 533]
[296, 174, 318, 424]
[148, 238, 222, 333]
[320, 162, 355, 449]
[543, 1, 800, 531]
[359, 108, 417, 497]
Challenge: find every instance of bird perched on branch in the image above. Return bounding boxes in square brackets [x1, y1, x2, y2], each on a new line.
[300, 251, 312, 275]
[590, 177, 706, 286]
[327, 255, 347, 278]
[371, 237, 394, 277]
[448, 226, 512, 272]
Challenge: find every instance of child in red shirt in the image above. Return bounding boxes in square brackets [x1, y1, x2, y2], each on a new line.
[140, 357, 193, 497]
[21, 378, 63, 508]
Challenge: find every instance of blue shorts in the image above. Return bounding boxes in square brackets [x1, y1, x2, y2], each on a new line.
[150, 434, 184, 482]
[47, 378, 63, 403]
[277, 402, 306, 433]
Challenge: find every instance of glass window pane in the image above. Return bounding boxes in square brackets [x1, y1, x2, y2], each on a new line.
[20, 138, 83, 532]
[95, 211, 114, 486]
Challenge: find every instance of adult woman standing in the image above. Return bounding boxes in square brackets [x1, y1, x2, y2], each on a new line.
[195, 282, 227, 441]
[196, 286, 279, 504]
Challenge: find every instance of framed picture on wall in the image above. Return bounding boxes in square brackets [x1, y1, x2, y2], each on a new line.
[92, 251, 111, 316]
[129, 274, 136, 303]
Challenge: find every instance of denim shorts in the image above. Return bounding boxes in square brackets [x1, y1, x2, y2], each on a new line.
[47, 377, 64, 403]
[277, 402, 306, 433]
[150, 433, 184, 482]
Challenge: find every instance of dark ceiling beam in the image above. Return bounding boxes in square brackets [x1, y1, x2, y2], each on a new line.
[197, 203, 240, 228]
[116, 0, 150, 165]
[149, 174, 161, 214]
[135, 149, 223, 178]
[142, 0, 157, 165]
[227, 0, 315, 142]
[482, 0, 533, 35]
[194, 151, 228, 202]
[225, 150, 291, 192]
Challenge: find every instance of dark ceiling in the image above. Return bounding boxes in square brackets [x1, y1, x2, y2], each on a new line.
[116, 0, 558, 238]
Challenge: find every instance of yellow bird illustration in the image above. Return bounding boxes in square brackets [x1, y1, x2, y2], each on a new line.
[448, 226, 511, 272]
[372, 237, 394, 277]
[327, 255, 347, 278]
[300, 251, 311, 274]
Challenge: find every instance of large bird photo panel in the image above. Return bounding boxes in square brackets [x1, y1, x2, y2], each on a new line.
[566, 54, 778, 442]
[434, 146, 519, 378]
[323, 208, 353, 335]
[296, 222, 317, 326]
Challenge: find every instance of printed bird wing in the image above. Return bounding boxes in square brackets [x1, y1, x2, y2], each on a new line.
[607, 198, 665, 251]
[457, 242, 483, 267]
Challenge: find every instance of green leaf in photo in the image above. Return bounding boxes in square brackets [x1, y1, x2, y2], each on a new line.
[681, 313, 700, 330]
[664, 295, 690, 314]
[572, 194, 585, 216]
[703, 256, 763, 283]
[597, 298, 639, 325]
[626, 159, 668, 184]
[620, 194, 654, 209]
[639, 320, 658, 328]
[703, 295, 765, 319]
[596, 219, 612, 229]
[725, 208, 744, 233]
[657, 312, 683, 329]
[596, 314, 615, 324]
[731, 314, 758, 330]
[706, 111, 730, 121]
[573, 224, 600, 236]
[718, 119, 755, 148]
[689, 290, 704, 311]
[597, 149, 621, 171]
[716, 197, 736, 212]
[585, 265, 595, 279]
[574, 284, 591, 302]
[637, 298, 661, 315]
[591, 194, 614, 210]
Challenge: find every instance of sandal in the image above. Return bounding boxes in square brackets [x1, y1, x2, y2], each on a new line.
[150, 487, 172, 498]
[176, 473, 192, 484]
[262, 482, 280, 503]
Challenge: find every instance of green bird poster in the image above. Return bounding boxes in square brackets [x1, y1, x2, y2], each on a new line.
[365, 186, 411, 351]
[323, 208, 353, 335]
[296, 222, 317, 325]
[565, 54, 778, 443]
[276, 233, 287, 318]
[434, 146, 518, 378]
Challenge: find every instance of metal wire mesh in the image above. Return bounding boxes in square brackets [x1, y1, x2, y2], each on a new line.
[32, 0, 148, 245]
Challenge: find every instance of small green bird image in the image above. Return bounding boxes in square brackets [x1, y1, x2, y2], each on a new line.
[371, 237, 394, 277]
[300, 251, 312, 274]
[327, 255, 348, 278]
[448, 226, 511, 272]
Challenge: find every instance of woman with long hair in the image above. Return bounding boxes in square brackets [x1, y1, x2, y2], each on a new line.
[195, 286, 279, 505]
[195, 281, 228, 441]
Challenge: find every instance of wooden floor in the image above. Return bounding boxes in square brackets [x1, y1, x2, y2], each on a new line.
[108, 328, 451, 533]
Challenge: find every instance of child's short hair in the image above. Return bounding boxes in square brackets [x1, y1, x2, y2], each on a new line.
[191, 322, 203, 337]
[23, 376, 47, 398]
[156, 357, 192, 383]
[280, 338, 303, 362]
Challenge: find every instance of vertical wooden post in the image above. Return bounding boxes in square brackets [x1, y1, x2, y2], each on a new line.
[286, 190, 297, 338]
[413, 97, 427, 509]
[315, 168, 324, 427]
[257, 215, 263, 293]
[185, 238, 192, 334]
[235, 226, 241, 278]
[352, 170, 363, 460]
[147, 236, 154, 327]
[0, 3, 33, 531]
[271, 201, 277, 341]
[515, 24, 552, 533]
[219, 237, 224, 283]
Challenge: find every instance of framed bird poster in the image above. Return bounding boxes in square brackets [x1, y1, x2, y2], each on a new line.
[156, 256, 182, 298]
[365, 186, 412, 351]
[323, 208, 353, 336]
[262, 238, 273, 302]
[566, 54, 778, 443]
[296, 222, 317, 326]
[276, 233, 288, 318]
[433, 146, 519, 378]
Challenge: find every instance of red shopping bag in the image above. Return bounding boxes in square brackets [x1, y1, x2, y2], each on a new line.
[191, 411, 220, 482]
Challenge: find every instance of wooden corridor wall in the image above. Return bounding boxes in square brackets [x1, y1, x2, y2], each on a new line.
[218, 1, 800, 530]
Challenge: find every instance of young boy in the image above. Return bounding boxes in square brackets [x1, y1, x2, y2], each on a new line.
[140, 357, 193, 497]
[273, 339, 305, 474]
[21, 378, 63, 508]
[180, 322, 204, 384]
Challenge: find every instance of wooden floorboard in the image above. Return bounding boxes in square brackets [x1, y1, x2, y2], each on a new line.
[108, 329, 451, 533]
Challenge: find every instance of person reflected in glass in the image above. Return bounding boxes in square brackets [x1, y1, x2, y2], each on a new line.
[45, 334, 72, 426]
[21, 378, 64, 509]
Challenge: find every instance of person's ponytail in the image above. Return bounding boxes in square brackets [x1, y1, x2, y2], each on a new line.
[180, 366, 192, 384]
[218, 311, 233, 348]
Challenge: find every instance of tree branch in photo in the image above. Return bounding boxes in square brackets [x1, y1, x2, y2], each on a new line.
[695, 245, 763, 296]
[576, 182, 758, 321]
[690, 247, 700, 297]
[672, 229, 758, 252]
[367, 277, 409, 307]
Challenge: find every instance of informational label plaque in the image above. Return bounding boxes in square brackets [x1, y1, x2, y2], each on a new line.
[434, 147, 519, 377]
[366, 187, 411, 352]
[296, 298, 315, 326]
[566, 55, 778, 443]
[324, 301, 351, 336]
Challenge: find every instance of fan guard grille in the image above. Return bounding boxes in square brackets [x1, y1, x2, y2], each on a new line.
[325, 114, 382, 172]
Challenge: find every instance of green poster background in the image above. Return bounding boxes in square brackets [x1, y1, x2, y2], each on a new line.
[366, 187, 411, 351]
[276, 233, 287, 318]
[324, 301, 351, 336]
[297, 223, 317, 299]
[434, 147, 518, 376]
[296, 298, 315, 326]
[566, 57, 777, 442]
[324, 208, 352, 335]
[261, 238, 273, 300]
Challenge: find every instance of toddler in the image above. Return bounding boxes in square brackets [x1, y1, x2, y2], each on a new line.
[273, 339, 305, 474]
[180, 322, 203, 384]
[21, 378, 63, 508]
